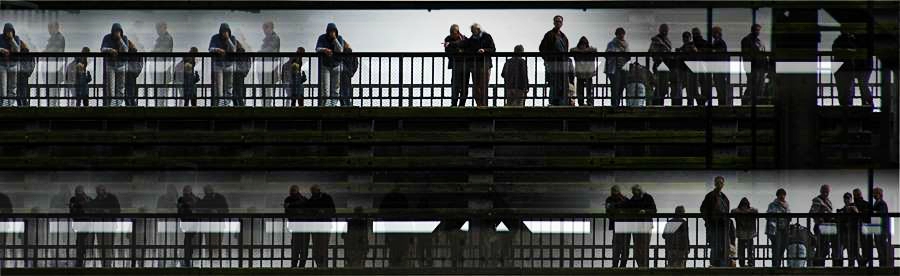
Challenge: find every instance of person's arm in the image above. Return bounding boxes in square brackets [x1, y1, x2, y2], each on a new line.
[208, 36, 222, 53]
[273, 34, 281, 52]
[315, 35, 329, 53]
[112, 197, 121, 214]
[481, 34, 496, 53]
[648, 196, 657, 214]
[101, 35, 117, 53]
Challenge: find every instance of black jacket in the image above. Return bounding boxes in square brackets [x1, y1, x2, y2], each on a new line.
[501, 57, 529, 90]
[177, 194, 201, 215]
[451, 32, 496, 69]
[605, 194, 627, 231]
[284, 194, 308, 215]
[307, 193, 336, 216]
[90, 194, 121, 214]
[444, 34, 468, 69]
[621, 193, 657, 222]
[853, 198, 872, 223]
[69, 194, 92, 215]
[663, 217, 690, 250]
[539, 29, 569, 59]
[198, 193, 229, 214]
[700, 190, 731, 225]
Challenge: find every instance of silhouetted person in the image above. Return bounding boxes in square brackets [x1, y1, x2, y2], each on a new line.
[209, 23, 240, 106]
[605, 27, 628, 107]
[701, 176, 731, 267]
[832, 27, 874, 107]
[649, 24, 673, 106]
[380, 188, 410, 267]
[852, 188, 873, 266]
[16, 47, 35, 106]
[177, 185, 200, 267]
[448, 23, 494, 107]
[692, 27, 713, 105]
[709, 26, 731, 106]
[621, 185, 656, 267]
[837, 192, 861, 267]
[664, 206, 689, 267]
[283, 47, 307, 107]
[605, 185, 628, 267]
[0, 192, 11, 213]
[100, 23, 129, 106]
[176, 47, 200, 106]
[766, 188, 790, 267]
[124, 42, 143, 107]
[675, 31, 700, 106]
[810, 185, 838, 267]
[872, 187, 892, 267]
[74, 61, 92, 107]
[625, 60, 653, 106]
[339, 45, 358, 106]
[501, 45, 528, 106]
[741, 24, 767, 105]
[1, 23, 27, 107]
[198, 185, 228, 263]
[90, 185, 120, 268]
[731, 197, 758, 267]
[284, 185, 309, 267]
[571, 36, 596, 106]
[306, 185, 335, 267]
[539, 15, 571, 106]
[153, 22, 173, 53]
[0, 191, 10, 267]
[232, 47, 251, 106]
[316, 23, 346, 107]
[69, 186, 92, 267]
[344, 206, 368, 268]
[443, 24, 469, 106]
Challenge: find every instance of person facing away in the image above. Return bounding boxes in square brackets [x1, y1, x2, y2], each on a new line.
[284, 185, 310, 268]
[620, 184, 656, 267]
[663, 206, 690, 267]
[100, 23, 130, 107]
[306, 185, 335, 267]
[379, 188, 410, 267]
[731, 197, 758, 267]
[766, 188, 791, 267]
[605, 185, 629, 267]
[836, 192, 861, 267]
[700, 176, 731, 267]
[156, 184, 179, 211]
[283, 47, 307, 107]
[124, 42, 144, 107]
[605, 27, 629, 107]
[708, 26, 731, 106]
[45, 22, 65, 52]
[232, 46, 252, 107]
[571, 36, 597, 106]
[501, 45, 529, 107]
[316, 23, 346, 107]
[539, 15, 571, 106]
[153, 22, 173, 53]
[176, 185, 200, 267]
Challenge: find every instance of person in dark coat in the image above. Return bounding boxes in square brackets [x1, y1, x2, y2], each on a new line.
[501, 45, 529, 106]
[198, 186, 228, 262]
[852, 188, 873, 266]
[306, 185, 335, 267]
[208, 23, 240, 106]
[176, 47, 200, 107]
[90, 185, 120, 268]
[691, 27, 713, 105]
[810, 185, 838, 267]
[605, 185, 629, 267]
[379, 188, 410, 267]
[648, 24, 673, 106]
[700, 176, 731, 267]
[447, 23, 495, 107]
[100, 23, 129, 106]
[664, 206, 689, 267]
[16, 47, 35, 106]
[605, 27, 629, 107]
[339, 46, 358, 106]
[74, 60, 92, 107]
[832, 28, 874, 107]
[740, 24, 767, 105]
[315, 23, 346, 107]
[177, 185, 201, 267]
[621, 184, 656, 267]
[539, 15, 572, 106]
[872, 187, 892, 267]
[69, 186, 92, 267]
[708, 26, 731, 106]
[837, 192, 861, 267]
[443, 24, 469, 107]
[283, 47, 307, 107]
[284, 185, 309, 267]
[731, 197, 758, 267]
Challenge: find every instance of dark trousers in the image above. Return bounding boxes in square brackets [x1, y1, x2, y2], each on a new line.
[450, 66, 470, 107]
[875, 234, 893, 267]
[608, 70, 626, 107]
[183, 233, 198, 267]
[232, 73, 247, 107]
[712, 73, 731, 106]
[675, 70, 700, 106]
[290, 233, 310, 267]
[632, 233, 651, 267]
[861, 234, 874, 267]
[737, 238, 754, 267]
[415, 234, 433, 267]
[841, 230, 861, 267]
[742, 69, 766, 106]
[16, 74, 30, 106]
[769, 232, 788, 267]
[344, 229, 368, 268]
[666, 248, 688, 267]
[652, 70, 673, 106]
[707, 222, 730, 267]
[75, 233, 93, 267]
[182, 86, 197, 107]
[471, 66, 490, 107]
[813, 225, 841, 267]
[386, 235, 411, 267]
[575, 77, 593, 106]
[611, 233, 630, 267]
[339, 74, 353, 106]
[311, 233, 330, 267]
[834, 70, 874, 106]
[125, 73, 139, 107]
[548, 72, 569, 106]
[75, 233, 114, 267]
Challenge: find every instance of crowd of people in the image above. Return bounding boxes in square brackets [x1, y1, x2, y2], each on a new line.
[0, 16, 875, 107]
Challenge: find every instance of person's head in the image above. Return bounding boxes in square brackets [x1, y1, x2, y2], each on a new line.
[553, 15, 564, 30]
[750, 24, 762, 37]
[470, 23, 482, 36]
[675, 205, 685, 214]
[843, 192, 853, 205]
[111, 23, 123, 38]
[218, 23, 231, 39]
[691, 27, 703, 39]
[739, 197, 751, 209]
[3, 23, 15, 39]
[711, 26, 723, 39]
[682, 31, 692, 44]
[81, 47, 90, 53]
[74, 185, 85, 196]
[186, 46, 198, 63]
[182, 185, 193, 196]
[610, 185, 622, 196]
[296, 46, 305, 54]
[203, 185, 214, 197]
[326, 23, 339, 39]
[48, 22, 60, 34]
[289, 185, 300, 196]
[263, 21, 274, 36]
[853, 188, 863, 200]
[514, 44, 524, 53]
[577, 36, 589, 48]
[658, 24, 669, 37]
[714, 176, 725, 191]
[631, 185, 644, 198]
[614, 27, 626, 40]
[310, 185, 322, 197]
[156, 22, 167, 36]
[96, 185, 107, 197]
[820, 185, 831, 198]
[449, 24, 460, 38]
[776, 188, 787, 201]
[873, 187, 884, 201]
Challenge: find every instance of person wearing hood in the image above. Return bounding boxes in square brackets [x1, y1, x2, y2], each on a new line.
[539, 15, 572, 106]
[571, 36, 597, 106]
[316, 23, 346, 107]
[731, 197, 758, 267]
[100, 23, 130, 106]
[766, 188, 791, 267]
[209, 23, 241, 106]
[452, 23, 495, 107]
[648, 24, 674, 106]
[260, 21, 280, 107]
[605, 27, 629, 107]
[1, 23, 28, 107]
[700, 176, 732, 267]
[443, 24, 469, 106]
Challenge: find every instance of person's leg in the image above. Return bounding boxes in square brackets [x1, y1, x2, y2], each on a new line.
[326, 66, 341, 107]
[612, 70, 626, 107]
[769, 235, 780, 267]
[17, 74, 29, 106]
[685, 72, 699, 106]
[854, 70, 874, 106]
[114, 70, 125, 106]
[636, 233, 650, 267]
[833, 70, 853, 106]
[4, 68, 18, 106]
[222, 70, 233, 107]
[291, 233, 308, 268]
[671, 70, 684, 106]
[576, 77, 587, 106]
[99, 233, 114, 267]
[714, 73, 731, 106]
[312, 233, 329, 268]
[340, 73, 353, 106]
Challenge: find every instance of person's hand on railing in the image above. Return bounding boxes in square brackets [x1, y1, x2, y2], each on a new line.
[0, 48, 8, 56]
[107, 48, 118, 57]
[322, 48, 333, 57]
[213, 48, 226, 55]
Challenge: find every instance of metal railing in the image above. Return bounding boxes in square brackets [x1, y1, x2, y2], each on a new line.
[0, 212, 896, 269]
[0, 52, 888, 109]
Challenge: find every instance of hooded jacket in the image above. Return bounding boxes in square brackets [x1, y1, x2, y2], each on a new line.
[316, 23, 345, 68]
[209, 23, 240, 70]
[101, 23, 130, 69]
[731, 198, 759, 239]
[1, 23, 24, 66]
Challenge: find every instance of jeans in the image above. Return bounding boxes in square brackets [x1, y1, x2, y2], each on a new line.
[0, 66, 18, 106]
[787, 243, 807, 268]
[625, 83, 647, 107]
[232, 72, 247, 107]
[318, 65, 342, 107]
[125, 72, 139, 107]
[737, 238, 754, 267]
[16, 73, 30, 106]
[104, 67, 126, 106]
[213, 68, 234, 106]
[575, 77, 593, 106]
[607, 70, 626, 107]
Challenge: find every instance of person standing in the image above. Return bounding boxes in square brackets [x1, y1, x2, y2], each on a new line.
[316, 23, 345, 107]
[692, 27, 712, 106]
[731, 197, 758, 267]
[740, 24, 767, 105]
[45, 22, 66, 106]
[663, 206, 689, 267]
[810, 185, 839, 267]
[708, 26, 731, 106]
[284, 185, 309, 267]
[1, 23, 26, 107]
[16, 48, 35, 106]
[153, 22, 174, 53]
[100, 23, 129, 106]
[571, 37, 597, 106]
[836, 192, 861, 267]
[45, 22, 65, 52]
[209, 23, 240, 106]
[175, 47, 200, 107]
[283, 47, 307, 107]
[539, 15, 571, 106]
[306, 185, 335, 267]
[259, 21, 281, 107]
[124, 42, 144, 107]
[379, 188, 411, 267]
[605, 27, 629, 107]
[232, 47, 251, 106]
[452, 23, 494, 107]
[605, 185, 629, 267]
[675, 31, 700, 106]
[766, 188, 791, 267]
[443, 24, 469, 107]
[852, 188, 873, 266]
[648, 24, 674, 106]
[832, 28, 874, 107]
[501, 45, 529, 106]
[872, 187, 892, 267]
[73, 57, 92, 107]
[69, 186, 92, 267]
[339, 45, 358, 107]
[700, 176, 731, 267]
[177, 186, 201, 267]
[622, 185, 656, 267]
[198, 186, 229, 264]
[90, 185, 120, 268]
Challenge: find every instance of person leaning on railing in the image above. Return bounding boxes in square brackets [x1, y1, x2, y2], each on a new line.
[100, 23, 130, 107]
[209, 23, 241, 107]
[0, 23, 27, 107]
